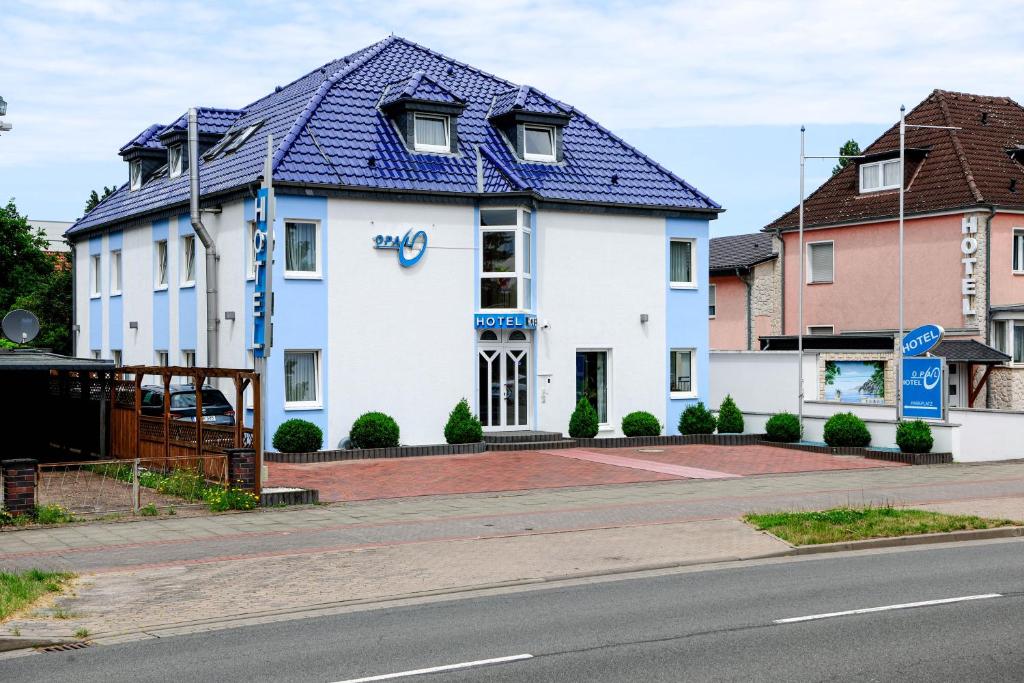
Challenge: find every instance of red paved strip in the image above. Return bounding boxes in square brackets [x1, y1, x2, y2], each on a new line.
[268, 451, 679, 502]
[617, 444, 906, 476]
[545, 449, 737, 479]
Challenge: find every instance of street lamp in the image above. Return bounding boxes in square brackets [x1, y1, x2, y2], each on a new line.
[0, 96, 11, 134]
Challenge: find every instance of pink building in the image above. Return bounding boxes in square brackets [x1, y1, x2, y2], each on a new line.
[709, 233, 778, 350]
[762, 90, 1024, 409]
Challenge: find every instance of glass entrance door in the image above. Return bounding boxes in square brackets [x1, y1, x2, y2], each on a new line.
[478, 331, 531, 429]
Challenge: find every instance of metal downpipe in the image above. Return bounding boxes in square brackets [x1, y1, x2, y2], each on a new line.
[188, 108, 219, 368]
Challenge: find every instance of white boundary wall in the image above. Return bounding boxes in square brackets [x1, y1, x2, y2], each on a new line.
[950, 408, 1024, 462]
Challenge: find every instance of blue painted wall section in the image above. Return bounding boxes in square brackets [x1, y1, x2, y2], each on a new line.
[266, 195, 329, 445]
[108, 231, 123, 351]
[665, 216, 710, 434]
[177, 216, 197, 354]
[88, 236, 102, 352]
[152, 219, 170, 353]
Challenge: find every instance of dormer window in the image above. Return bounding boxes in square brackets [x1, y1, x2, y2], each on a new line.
[129, 160, 143, 191]
[168, 144, 184, 179]
[860, 159, 900, 193]
[413, 113, 450, 153]
[523, 125, 556, 162]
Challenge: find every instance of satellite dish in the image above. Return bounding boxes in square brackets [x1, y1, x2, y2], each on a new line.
[2, 309, 40, 345]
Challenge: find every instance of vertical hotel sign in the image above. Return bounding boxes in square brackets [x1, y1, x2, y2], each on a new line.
[252, 185, 273, 359]
[962, 215, 978, 316]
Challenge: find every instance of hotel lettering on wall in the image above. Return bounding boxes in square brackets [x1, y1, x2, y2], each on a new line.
[961, 215, 978, 316]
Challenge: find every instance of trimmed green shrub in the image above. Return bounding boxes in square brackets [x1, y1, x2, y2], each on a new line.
[350, 411, 400, 449]
[765, 412, 801, 442]
[621, 411, 661, 437]
[823, 412, 871, 448]
[444, 398, 483, 444]
[272, 419, 323, 453]
[679, 402, 717, 435]
[569, 397, 600, 439]
[896, 420, 933, 453]
[717, 395, 744, 434]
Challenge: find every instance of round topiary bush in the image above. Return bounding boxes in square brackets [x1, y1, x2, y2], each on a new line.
[444, 398, 483, 444]
[679, 402, 717, 435]
[272, 418, 323, 453]
[716, 395, 744, 434]
[569, 397, 600, 439]
[349, 412, 400, 449]
[765, 412, 801, 442]
[823, 412, 871, 448]
[896, 420, 933, 453]
[621, 411, 661, 437]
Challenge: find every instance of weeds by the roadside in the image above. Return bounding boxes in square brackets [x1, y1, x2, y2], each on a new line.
[744, 506, 1017, 545]
[0, 570, 74, 621]
[74, 628, 90, 639]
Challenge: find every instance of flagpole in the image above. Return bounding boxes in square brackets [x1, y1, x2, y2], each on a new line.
[897, 105, 905, 421]
[798, 126, 806, 430]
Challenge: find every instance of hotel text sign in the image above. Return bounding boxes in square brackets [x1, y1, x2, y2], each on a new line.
[902, 324, 944, 357]
[902, 356, 944, 420]
[474, 313, 537, 329]
[961, 216, 978, 316]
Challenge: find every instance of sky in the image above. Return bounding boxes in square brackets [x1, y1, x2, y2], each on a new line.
[2, 0, 1023, 236]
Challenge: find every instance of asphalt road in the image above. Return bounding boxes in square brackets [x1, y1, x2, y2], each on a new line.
[3, 539, 1023, 682]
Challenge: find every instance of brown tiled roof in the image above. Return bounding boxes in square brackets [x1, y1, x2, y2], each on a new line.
[709, 232, 776, 272]
[766, 90, 1024, 231]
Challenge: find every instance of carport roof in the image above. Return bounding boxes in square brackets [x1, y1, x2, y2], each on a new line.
[0, 351, 116, 372]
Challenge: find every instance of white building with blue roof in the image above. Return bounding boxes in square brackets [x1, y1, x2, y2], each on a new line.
[68, 36, 721, 447]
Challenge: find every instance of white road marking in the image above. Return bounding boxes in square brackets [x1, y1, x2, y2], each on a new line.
[774, 593, 1002, 624]
[333, 654, 534, 682]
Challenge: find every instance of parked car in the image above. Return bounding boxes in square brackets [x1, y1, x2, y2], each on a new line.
[140, 385, 236, 425]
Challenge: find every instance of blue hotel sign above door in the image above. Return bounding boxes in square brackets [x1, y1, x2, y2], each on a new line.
[474, 313, 538, 329]
[902, 324, 944, 357]
[902, 356, 944, 420]
[374, 229, 428, 267]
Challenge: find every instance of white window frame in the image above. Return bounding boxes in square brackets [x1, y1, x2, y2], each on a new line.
[92, 349, 101, 360]
[576, 348, 612, 428]
[129, 160, 143, 191]
[412, 113, 450, 153]
[708, 283, 717, 318]
[90, 254, 102, 298]
[112, 349, 122, 366]
[807, 240, 834, 284]
[523, 124, 556, 162]
[154, 240, 168, 290]
[859, 159, 900, 193]
[992, 318, 1024, 365]
[247, 221, 257, 280]
[109, 249, 122, 295]
[283, 349, 322, 410]
[182, 350, 196, 368]
[155, 350, 169, 367]
[283, 220, 322, 279]
[669, 347, 697, 399]
[180, 234, 196, 287]
[669, 238, 697, 289]
[807, 325, 835, 335]
[1013, 229, 1024, 274]
[168, 145, 184, 179]
[479, 207, 531, 312]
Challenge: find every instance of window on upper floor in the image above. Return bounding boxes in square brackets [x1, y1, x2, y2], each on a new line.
[110, 250, 122, 295]
[859, 159, 900, 193]
[479, 208, 531, 310]
[168, 145, 184, 179]
[413, 113, 450, 153]
[523, 125, 556, 162]
[181, 234, 196, 286]
[992, 319, 1024, 364]
[285, 221, 321, 278]
[155, 240, 168, 289]
[129, 160, 143, 191]
[670, 239, 695, 288]
[808, 241, 834, 284]
[708, 283, 717, 318]
[90, 254, 101, 297]
[1013, 230, 1024, 273]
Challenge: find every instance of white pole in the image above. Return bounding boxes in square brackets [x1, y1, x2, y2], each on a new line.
[798, 126, 806, 431]
[258, 134, 275, 455]
[897, 105, 905, 421]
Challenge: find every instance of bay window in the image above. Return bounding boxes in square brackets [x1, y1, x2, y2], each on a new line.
[992, 319, 1024, 364]
[479, 208, 531, 310]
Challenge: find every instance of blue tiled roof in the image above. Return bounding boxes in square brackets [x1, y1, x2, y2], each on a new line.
[70, 36, 719, 236]
[489, 85, 568, 118]
[158, 107, 244, 138]
[380, 71, 465, 108]
[119, 124, 164, 153]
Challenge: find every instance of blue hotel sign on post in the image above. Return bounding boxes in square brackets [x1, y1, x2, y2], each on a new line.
[252, 188, 271, 359]
[902, 357, 944, 420]
[902, 324, 944, 357]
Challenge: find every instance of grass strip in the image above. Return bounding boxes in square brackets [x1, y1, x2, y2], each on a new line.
[744, 506, 1018, 546]
[0, 570, 74, 621]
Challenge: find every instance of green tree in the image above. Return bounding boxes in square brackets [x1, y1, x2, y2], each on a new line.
[832, 139, 861, 175]
[0, 198, 71, 353]
[84, 186, 117, 214]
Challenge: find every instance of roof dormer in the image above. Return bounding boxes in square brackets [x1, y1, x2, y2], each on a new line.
[119, 124, 166, 191]
[379, 72, 466, 154]
[157, 107, 243, 177]
[488, 86, 571, 163]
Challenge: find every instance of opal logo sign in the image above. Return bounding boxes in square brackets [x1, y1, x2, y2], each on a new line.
[902, 356, 944, 420]
[374, 229, 427, 267]
[902, 324, 944, 357]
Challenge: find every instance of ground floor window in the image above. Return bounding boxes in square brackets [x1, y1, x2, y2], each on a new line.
[156, 350, 169, 367]
[112, 349, 122, 366]
[285, 350, 320, 407]
[670, 349, 695, 397]
[575, 350, 608, 423]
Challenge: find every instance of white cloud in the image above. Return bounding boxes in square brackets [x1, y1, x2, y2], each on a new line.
[1, 0, 1023, 168]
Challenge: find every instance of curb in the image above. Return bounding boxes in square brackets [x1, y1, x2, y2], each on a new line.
[786, 525, 1024, 555]
[0, 636, 76, 653]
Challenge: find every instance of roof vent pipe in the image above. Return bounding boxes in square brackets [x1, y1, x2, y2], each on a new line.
[188, 108, 219, 368]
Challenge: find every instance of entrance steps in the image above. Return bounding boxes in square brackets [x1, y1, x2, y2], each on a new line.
[483, 430, 576, 451]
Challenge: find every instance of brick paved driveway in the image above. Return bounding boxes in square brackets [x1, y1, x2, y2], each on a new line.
[267, 444, 903, 502]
